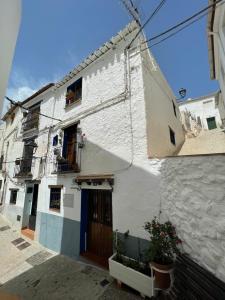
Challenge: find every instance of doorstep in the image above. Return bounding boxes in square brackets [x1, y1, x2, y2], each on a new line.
[21, 228, 34, 240]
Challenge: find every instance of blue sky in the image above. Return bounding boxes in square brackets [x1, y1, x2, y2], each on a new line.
[6, 0, 218, 112]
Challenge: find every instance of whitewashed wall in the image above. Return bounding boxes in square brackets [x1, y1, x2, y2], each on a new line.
[141, 48, 185, 157]
[160, 154, 225, 282]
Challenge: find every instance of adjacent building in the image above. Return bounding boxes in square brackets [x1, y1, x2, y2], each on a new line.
[0, 22, 184, 266]
[208, 0, 225, 106]
[0, 0, 21, 114]
[179, 92, 224, 133]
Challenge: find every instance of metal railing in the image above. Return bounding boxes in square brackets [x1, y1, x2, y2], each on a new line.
[14, 158, 33, 177]
[22, 116, 39, 132]
[53, 160, 79, 173]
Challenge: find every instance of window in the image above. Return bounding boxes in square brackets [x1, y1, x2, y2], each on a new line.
[172, 101, 177, 117]
[49, 187, 61, 212]
[23, 103, 40, 132]
[0, 155, 3, 170]
[10, 189, 18, 205]
[66, 78, 82, 106]
[53, 135, 58, 146]
[169, 127, 176, 145]
[58, 124, 78, 172]
[0, 180, 2, 190]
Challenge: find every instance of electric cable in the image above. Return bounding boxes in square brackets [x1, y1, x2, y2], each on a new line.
[143, 0, 224, 45]
[141, 10, 208, 51]
[128, 0, 167, 48]
[5, 96, 62, 122]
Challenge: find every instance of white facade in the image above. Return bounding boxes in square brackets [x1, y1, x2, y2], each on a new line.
[179, 92, 222, 131]
[0, 22, 184, 260]
[208, 0, 225, 107]
[0, 0, 21, 114]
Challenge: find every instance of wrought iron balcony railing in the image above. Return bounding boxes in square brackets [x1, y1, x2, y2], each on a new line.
[53, 160, 79, 174]
[22, 116, 39, 132]
[14, 158, 33, 177]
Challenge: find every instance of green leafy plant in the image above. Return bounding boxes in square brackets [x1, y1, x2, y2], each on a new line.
[144, 217, 182, 265]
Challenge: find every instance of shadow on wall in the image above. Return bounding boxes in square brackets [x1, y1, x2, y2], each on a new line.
[39, 139, 162, 261]
[160, 154, 225, 281]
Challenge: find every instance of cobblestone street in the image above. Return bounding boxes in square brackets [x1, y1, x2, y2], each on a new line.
[0, 215, 141, 300]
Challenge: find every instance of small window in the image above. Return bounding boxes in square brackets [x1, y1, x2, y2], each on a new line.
[172, 101, 177, 117]
[66, 78, 82, 106]
[10, 189, 18, 205]
[49, 187, 61, 212]
[0, 180, 2, 190]
[53, 135, 58, 146]
[169, 127, 176, 145]
[0, 155, 3, 170]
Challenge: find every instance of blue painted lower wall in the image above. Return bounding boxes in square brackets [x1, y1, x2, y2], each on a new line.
[37, 212, 80, 258]
[36, 212, 149, 262]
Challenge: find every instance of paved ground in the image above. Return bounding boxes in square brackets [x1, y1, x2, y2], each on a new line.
[0, 215, 141, 300]
[178, 128, 225, 155]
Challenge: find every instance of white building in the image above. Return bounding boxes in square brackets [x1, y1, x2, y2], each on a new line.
[178, 92, 223, 132]
[0, 22, 184, 265]
[0, 0, 21, 114]
[208, 1, 225, 105]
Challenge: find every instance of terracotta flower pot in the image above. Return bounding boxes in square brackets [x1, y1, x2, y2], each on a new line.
[150, 261, 174, 290]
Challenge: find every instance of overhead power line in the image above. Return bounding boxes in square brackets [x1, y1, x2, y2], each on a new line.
[144, 0, 225, 45]
[128, 0, 167, 48]
[141, 10, 208, 51]
[5, 96, 62, 122]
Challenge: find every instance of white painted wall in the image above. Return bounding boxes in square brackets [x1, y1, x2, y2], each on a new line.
[0, 0, 21, 114]
[141, 47, 185, 157]
[179, 95, 222, 130]
[160, 155, 225, 282]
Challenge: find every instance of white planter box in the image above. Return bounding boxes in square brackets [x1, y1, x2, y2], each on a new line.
[109, 253, 155, 298]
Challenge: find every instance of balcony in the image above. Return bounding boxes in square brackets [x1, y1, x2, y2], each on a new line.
[14, 158, 33, 178]
[53, 159, 80, 174]
[22, 116, 39, 132]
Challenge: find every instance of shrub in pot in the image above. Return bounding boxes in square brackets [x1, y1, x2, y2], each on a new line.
[144, 217, 182, 290]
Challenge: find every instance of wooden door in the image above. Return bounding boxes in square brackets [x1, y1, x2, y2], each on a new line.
[65, 125, 77, 169]
[87, 190, 113, 260]
[207, 117, 217, 130]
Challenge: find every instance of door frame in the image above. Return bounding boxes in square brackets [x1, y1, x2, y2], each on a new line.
[22, 183, 39, 231]
[80, 188, 113, 261]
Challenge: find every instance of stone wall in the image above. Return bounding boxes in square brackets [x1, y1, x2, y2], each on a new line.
[160, 154, 225, 282]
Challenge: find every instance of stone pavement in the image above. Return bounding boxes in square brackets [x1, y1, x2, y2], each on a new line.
[0, 215, 141, 300]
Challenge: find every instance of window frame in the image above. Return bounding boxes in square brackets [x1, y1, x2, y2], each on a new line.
[9, 189, 18, 205]
[172, 101, 177, 118]
[169, 126, 176, 146]
[65, 77, 82, 107]
[49, 185, 63, 212]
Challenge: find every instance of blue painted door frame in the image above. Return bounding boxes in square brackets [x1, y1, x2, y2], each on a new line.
[80, 189, 89, 253]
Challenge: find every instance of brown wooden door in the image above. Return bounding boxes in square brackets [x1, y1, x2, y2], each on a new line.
[87, 190, 113, 260]
[66, 125, 77, 168]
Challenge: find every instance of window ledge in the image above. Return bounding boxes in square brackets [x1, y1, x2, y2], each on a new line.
[64, 99, 81, 110]
[51, 169, 80, 175]
[49, 208, 60, 213]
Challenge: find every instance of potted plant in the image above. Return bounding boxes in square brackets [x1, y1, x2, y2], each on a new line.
[65, 89, 75, 105]
[144, 217, 182, 290]
[108, 233, 155, 298]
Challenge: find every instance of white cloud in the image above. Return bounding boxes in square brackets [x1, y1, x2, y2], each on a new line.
[2, 69, 50, 116]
